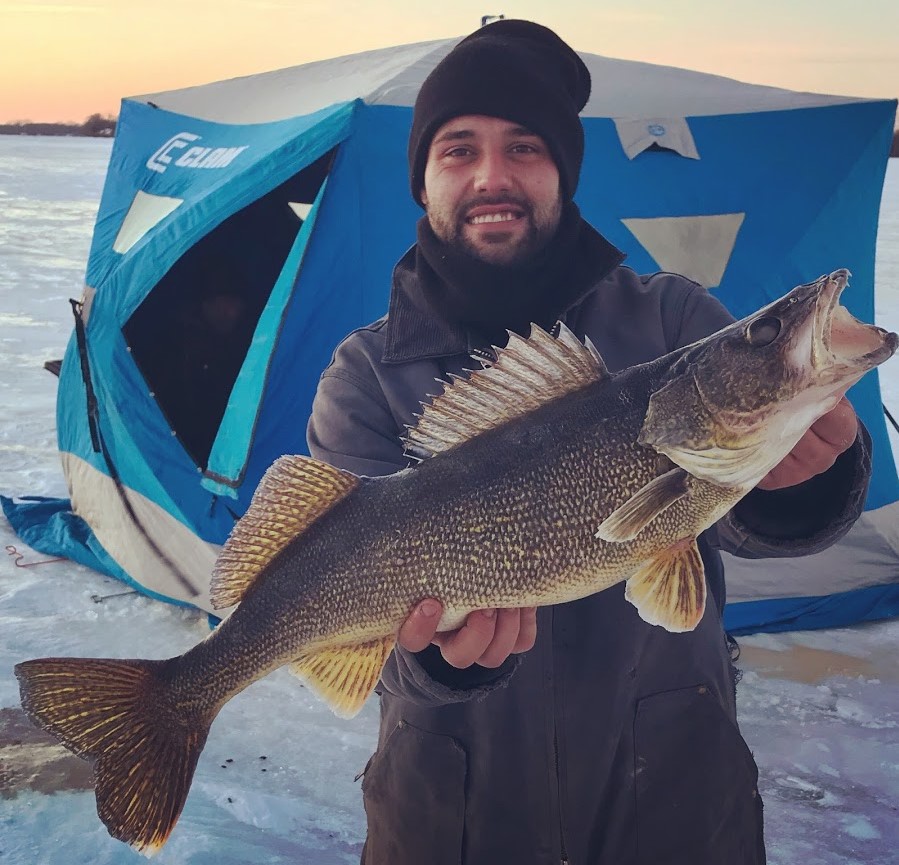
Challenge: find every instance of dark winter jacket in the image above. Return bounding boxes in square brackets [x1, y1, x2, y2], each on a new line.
[306, 247, 871, 865]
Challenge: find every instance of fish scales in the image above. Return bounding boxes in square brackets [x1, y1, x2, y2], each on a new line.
[14, 269, 898, 854]
[173, 358, 731, 709]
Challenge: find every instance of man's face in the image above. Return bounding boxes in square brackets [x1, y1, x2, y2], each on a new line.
[421, 115, 563, 266]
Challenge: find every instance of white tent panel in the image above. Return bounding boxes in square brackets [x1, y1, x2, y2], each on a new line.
[132, 37, 871, 125]
[621, 213, 745, 288]
[724, 502, 899, 603]
[288, 202, 314, 221]
[614, 117, 700, 160]
[113, 190, 184, 255]
[134, 40, 450, 124]
[63, 453, 220, 611]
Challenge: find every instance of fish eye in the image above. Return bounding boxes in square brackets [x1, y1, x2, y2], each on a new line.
[746, 316, 782, 347]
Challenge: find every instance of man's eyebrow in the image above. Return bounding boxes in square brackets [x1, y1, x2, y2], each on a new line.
[432, 125, 542, 146]
[432, 128, 475, 145]
[506, 126, 540, 138]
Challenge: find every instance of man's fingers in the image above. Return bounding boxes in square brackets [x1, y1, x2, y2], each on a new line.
[477, 608, 523, 668]
[433, 609, 498, 669]
[758, 431, 832, 490]
[809, 396, 858, 450]
[397, 598, 443, 652]
[401, 603, 539, 668]
[513, 607, 538, 654]
[758, 398, 858, 490]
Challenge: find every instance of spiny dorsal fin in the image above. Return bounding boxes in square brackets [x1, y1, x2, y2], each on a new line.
[624, 538, 707, 632]
[290, 635, 396, 718]
[210, 456, 359, 609]
[403, 322, 609, 459]
[596, 468, 690, 543]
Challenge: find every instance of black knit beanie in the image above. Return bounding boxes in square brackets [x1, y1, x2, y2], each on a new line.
[408, 20, 591, 206]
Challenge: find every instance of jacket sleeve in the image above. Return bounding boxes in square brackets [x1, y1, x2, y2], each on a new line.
[670, 279, 872, 559]
[307, 336, 519, 707]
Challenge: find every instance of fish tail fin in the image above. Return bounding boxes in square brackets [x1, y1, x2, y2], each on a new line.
[15, 656, 209, 856]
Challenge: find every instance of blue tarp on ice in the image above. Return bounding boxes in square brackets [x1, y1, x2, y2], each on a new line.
[6, 36, 898, 631]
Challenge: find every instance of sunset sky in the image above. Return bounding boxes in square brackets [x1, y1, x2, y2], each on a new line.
[2, 0, 897, 124]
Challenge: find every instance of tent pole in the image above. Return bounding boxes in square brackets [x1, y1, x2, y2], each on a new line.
[884, 403, 899, 435]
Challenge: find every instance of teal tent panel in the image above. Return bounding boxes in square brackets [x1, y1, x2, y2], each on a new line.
[228, 105, 420, 513]
[86, 99, 357, 325]
[202, 178, 330, 496]
[0, 496, 194, 608]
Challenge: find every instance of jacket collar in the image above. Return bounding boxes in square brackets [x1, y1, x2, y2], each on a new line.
[383, 228, 626, 364]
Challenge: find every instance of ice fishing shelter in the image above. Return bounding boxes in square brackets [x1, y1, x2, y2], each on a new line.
[4, 32, 898, 630]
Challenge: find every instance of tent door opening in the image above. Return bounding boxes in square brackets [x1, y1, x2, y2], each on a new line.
[123, 149, 335, 469]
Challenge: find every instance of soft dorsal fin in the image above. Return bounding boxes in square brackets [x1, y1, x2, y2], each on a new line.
[210, 455, 359, 609]
[403, 322, 609, 459]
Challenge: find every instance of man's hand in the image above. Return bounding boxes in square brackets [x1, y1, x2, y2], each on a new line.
[757, 396, 858, 491]
[398, 600, 538, 669]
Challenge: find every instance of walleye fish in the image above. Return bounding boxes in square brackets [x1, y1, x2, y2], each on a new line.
[15, 269, 897, 854]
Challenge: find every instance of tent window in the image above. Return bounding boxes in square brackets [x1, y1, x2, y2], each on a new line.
[123, 148, 335, 469]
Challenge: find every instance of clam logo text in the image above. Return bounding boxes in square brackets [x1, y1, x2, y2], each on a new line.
[147, 132, 249, 174]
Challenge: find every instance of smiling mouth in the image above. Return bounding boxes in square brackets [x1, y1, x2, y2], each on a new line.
[468, 211, 522, 225]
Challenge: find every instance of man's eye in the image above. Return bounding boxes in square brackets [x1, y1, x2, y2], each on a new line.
[510, 144, 538, 154]
[444, 147, 473, 158]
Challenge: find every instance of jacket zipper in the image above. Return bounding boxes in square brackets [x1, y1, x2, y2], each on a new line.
[555, 731, 570, 864]
[474, 347, 568, 863]
[549, 606, 570, 865]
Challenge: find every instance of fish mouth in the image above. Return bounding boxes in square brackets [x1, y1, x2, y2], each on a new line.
[812, 269, 898, 372]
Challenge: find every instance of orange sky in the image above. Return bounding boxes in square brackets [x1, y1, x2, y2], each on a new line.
[2, 0, 897, 124]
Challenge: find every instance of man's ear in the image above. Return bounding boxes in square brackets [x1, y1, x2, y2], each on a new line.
[420, 188, 428, 207]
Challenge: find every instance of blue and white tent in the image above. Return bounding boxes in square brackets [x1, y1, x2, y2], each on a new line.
[4, 34, 898, 632]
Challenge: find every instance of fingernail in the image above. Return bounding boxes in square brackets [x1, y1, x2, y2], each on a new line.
[419, 600, 439, 618]
[480, 609, 496, 619]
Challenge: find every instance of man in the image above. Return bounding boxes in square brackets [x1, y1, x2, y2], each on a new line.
[307, 20, 869, 865]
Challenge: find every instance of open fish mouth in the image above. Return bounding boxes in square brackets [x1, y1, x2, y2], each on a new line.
[813, 269, 898, 370]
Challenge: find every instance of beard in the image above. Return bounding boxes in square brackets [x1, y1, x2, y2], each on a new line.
[426, 193, 563, 267]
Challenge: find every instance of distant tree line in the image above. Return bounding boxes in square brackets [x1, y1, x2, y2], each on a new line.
[2, 113, 897, 155]
[0, 113, 116, 138]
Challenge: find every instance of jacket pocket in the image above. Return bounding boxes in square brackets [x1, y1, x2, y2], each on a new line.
[360, 720, 467, 865]
[634, 685, 765, 865]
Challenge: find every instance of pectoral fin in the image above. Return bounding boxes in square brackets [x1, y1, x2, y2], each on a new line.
[290, 635, 396, 719]
[624, 538, 706, 632]
[596, 468, 690, 543]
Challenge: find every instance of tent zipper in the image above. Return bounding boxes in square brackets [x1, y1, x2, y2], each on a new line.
[67, 298, 200, 598]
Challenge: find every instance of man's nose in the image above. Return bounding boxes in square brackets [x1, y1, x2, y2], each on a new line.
[473, 150, 512, 192]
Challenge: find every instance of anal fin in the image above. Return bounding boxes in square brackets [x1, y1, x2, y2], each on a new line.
[624, 538, 706, 632]
[290, 635, 395, 719]
[596, 468, 690, 543]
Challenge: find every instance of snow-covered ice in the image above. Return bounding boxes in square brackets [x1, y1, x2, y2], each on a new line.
[1, 137, 897, 864]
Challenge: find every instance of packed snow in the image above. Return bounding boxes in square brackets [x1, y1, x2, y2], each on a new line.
[0, 137, 897, 864]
